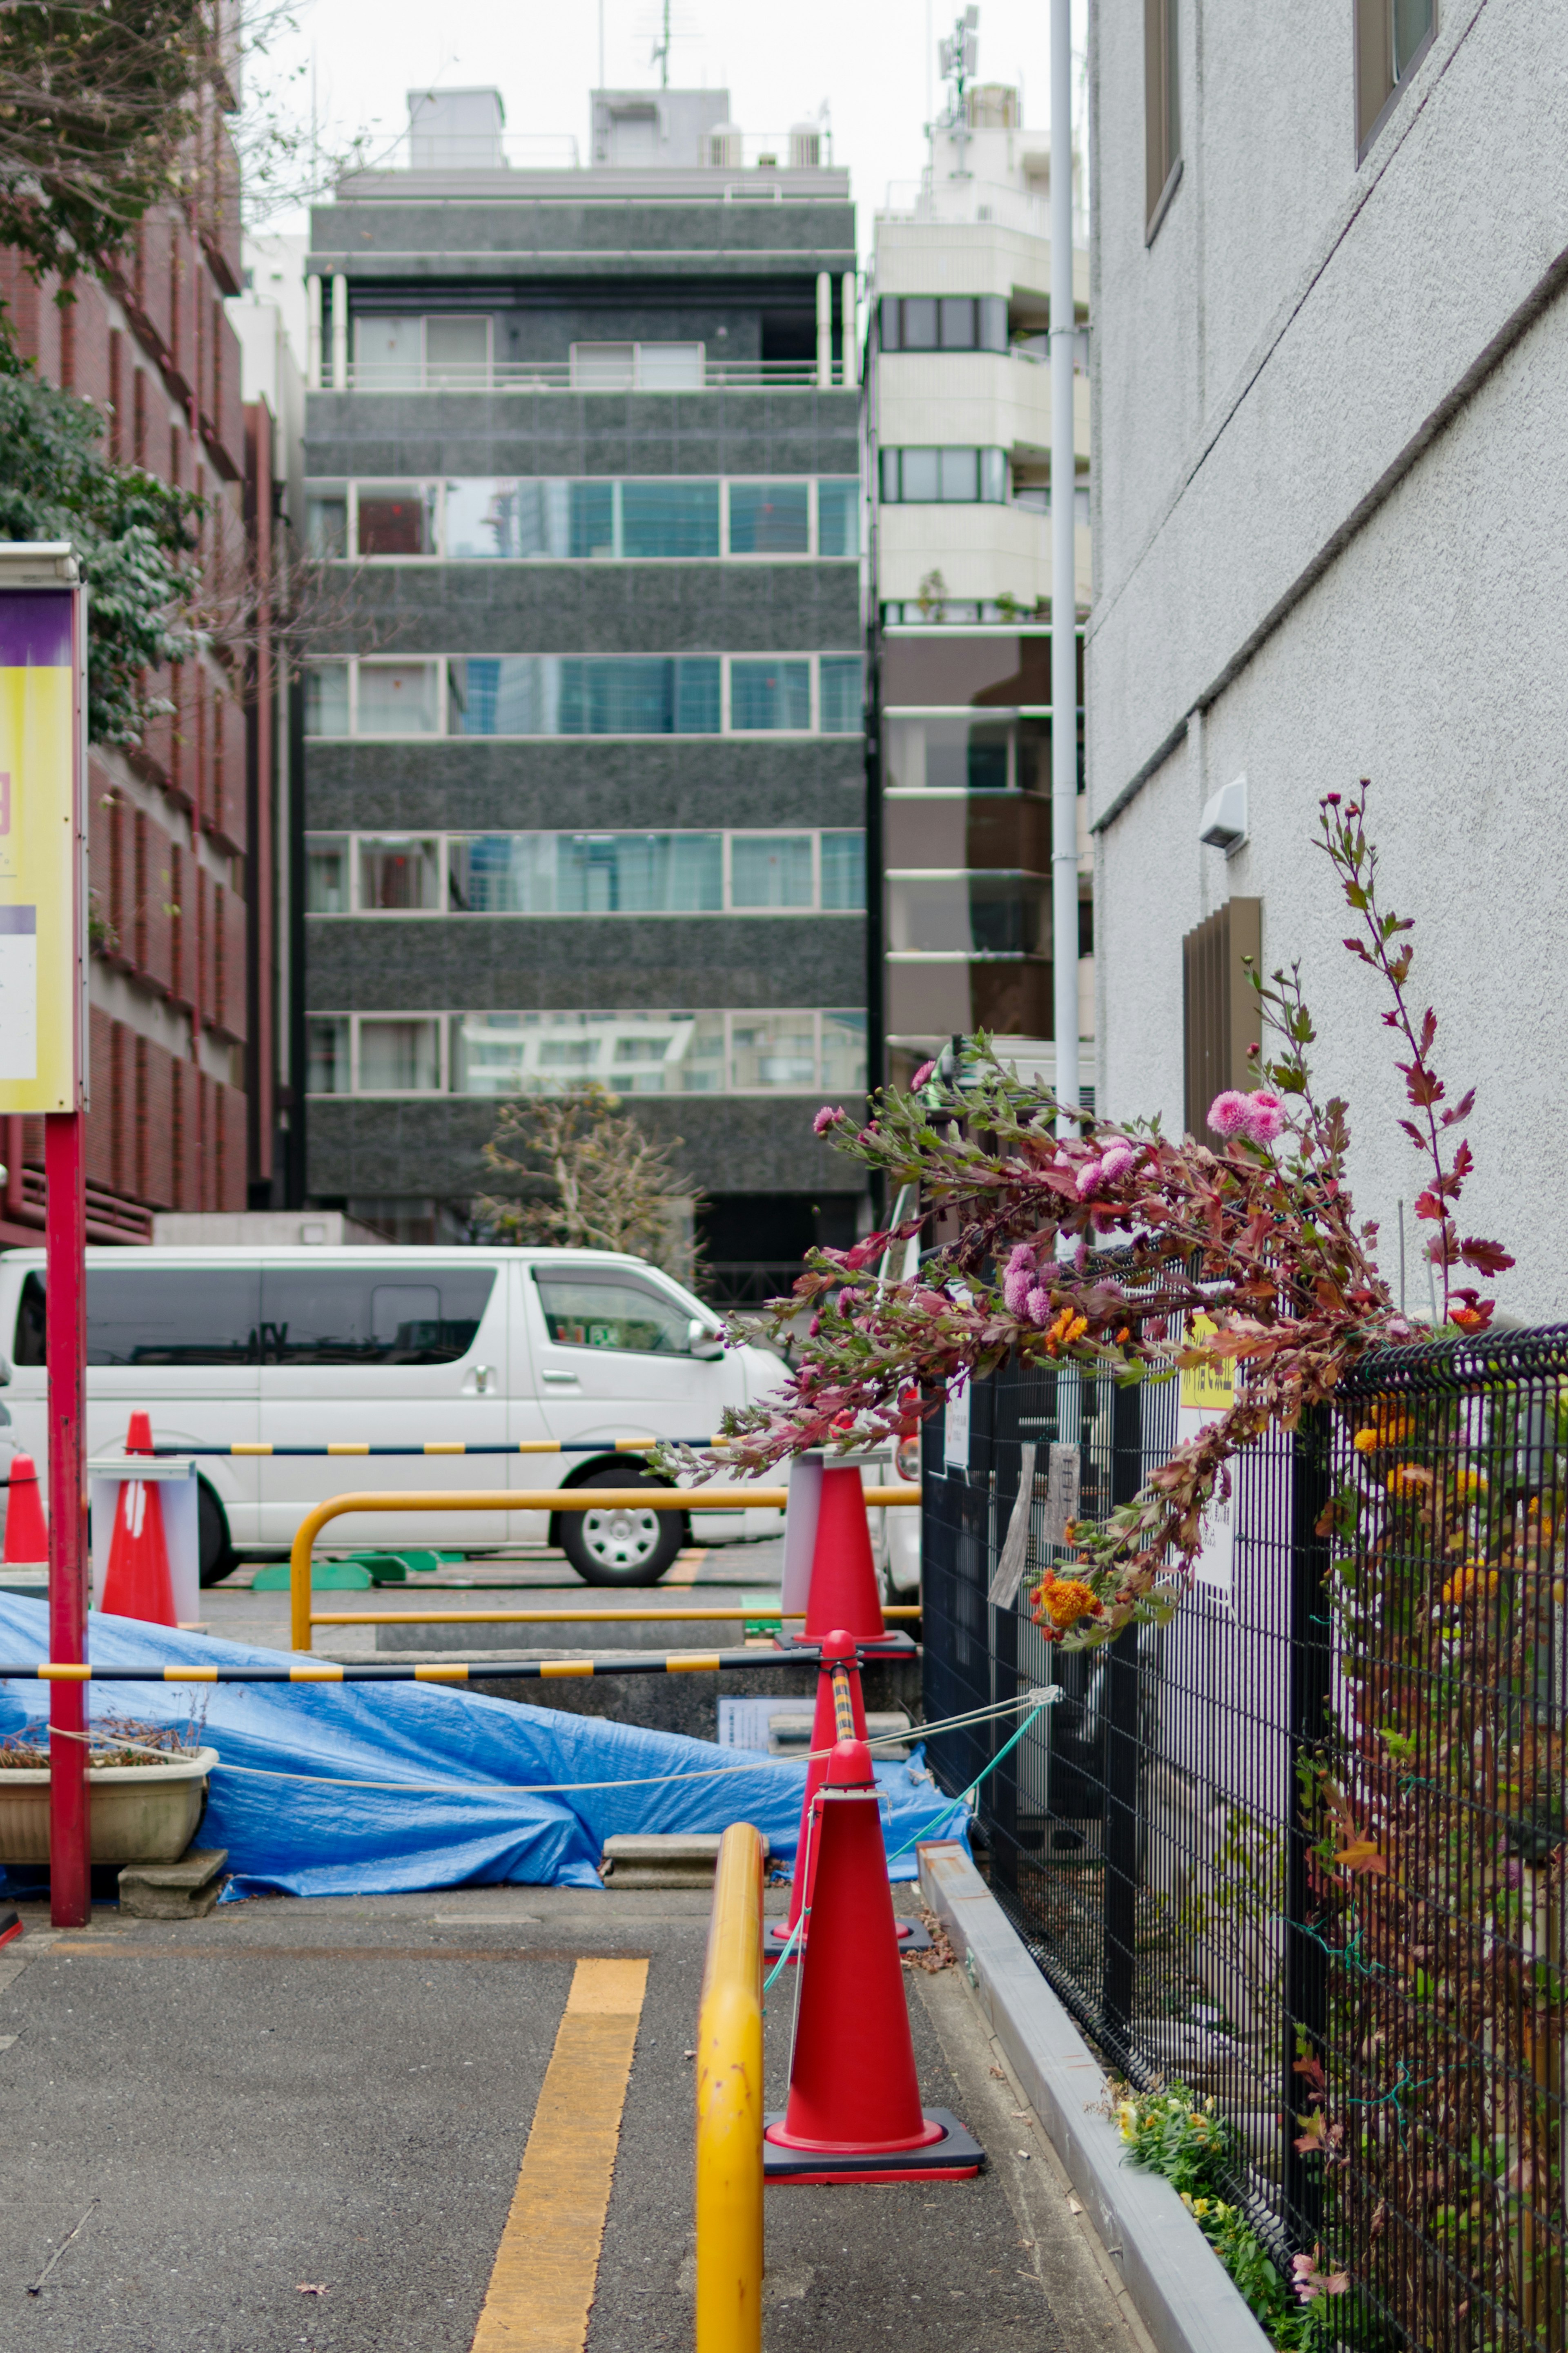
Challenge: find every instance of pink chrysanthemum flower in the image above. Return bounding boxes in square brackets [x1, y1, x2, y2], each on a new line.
[910, 1059, 937, 1088]
[1024, 1285, 1054, 1327]
[1002, 1269, 1033, 1317]
[1241, 1090, 1286, 1144]
[813, 1104, 846, 1135]
[1076, 1158, 1105, 1199]
[1207, 1090, 1252, 1137]
[1099, 1143, 1136, 1182]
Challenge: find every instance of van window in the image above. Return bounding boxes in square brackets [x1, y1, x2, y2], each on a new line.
[259, 1267, 495, 1364]
[535, 1270, 693, 1356]
[14, 1268, 262, 1367]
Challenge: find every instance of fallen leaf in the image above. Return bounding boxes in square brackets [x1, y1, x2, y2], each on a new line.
[989, 2065, 1006, 2080]
[1334, 1840, 1388, 1877]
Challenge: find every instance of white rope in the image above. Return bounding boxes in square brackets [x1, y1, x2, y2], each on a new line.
[32, 1687, 1050, 1800]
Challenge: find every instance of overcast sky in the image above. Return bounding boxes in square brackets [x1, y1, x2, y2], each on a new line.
[252, 0, 1089, 256]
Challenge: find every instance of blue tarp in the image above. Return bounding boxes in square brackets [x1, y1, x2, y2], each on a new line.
[0, 1595, 965, 1901]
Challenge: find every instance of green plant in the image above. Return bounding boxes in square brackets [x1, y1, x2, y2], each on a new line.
[1118, 2085, 1348, 2350]
[0, 356, 196, 744]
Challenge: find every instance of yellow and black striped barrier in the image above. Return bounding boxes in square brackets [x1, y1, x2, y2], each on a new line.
[9, 1647, 834, 1686]
[169, 1437, 720, 1458]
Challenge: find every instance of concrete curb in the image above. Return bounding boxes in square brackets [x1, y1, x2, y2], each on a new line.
[918, 1841, 1270, 2353]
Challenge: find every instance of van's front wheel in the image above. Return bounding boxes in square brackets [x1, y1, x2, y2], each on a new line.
[559, 1462, 685, 1587]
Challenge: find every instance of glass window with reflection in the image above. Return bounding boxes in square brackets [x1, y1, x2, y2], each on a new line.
[730, 835, 813, 908]
[817, 479, 859, 558]
[357, 485, 434, 557]
[305, 836, 348, 914]
[731, 660, 811, 731]
[622, 480, 720, 559]
[728, 482, 810, 555]
[358, 1019, 441, 1092]
[260, 1266, 495, 1364]
[359, 839, 441, 912]
[534, 1271, 697, 1354]
[820, 831, 865, 909]
[359, 662, 440, 735]
[305, 664, 349, 738]
[820, 656, 864, 734]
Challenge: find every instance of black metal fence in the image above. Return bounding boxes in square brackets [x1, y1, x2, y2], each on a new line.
[922, 1332, 1566, 2353]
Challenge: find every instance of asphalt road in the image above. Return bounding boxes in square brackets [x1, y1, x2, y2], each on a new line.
[0, 1884, 1152, 2353]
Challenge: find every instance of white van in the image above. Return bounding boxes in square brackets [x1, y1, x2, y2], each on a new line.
[0, 1245, 790, 1587]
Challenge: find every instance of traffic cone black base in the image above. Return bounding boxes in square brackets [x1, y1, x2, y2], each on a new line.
[761, 2110, 983, 2185]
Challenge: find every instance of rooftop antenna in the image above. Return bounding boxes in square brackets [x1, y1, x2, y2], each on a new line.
[651, 0, 672, 87]
[938, 4, 979, 178]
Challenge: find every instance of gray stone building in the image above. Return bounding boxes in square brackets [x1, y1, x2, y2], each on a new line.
[299, 89, 867, 1292]
[1089, 1, 1568, 1318]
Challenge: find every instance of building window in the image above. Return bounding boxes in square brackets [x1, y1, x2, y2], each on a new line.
[1181, 898, 1261, 1144]
[357, 483, 436, 557]
[306, 829, 866, 916]
[358, 1018, 443, 1093]
[1356, 0, 1436, 157]
[307, 1009, 869, 1098]
[729, 660, 812, 732]
[878, 295, 1007, 353]
[1145, 0, 1182, 241]
[730, 835, 814, 909]
[304, 663, 350, 738]
[353, 314, 490, 390]
[308, 476, 846, 562]
[878, 448, 1008, 504]
[820, 830, 865, 910]
[569, 341, 704, 390]
[728, 482, 810, 555]
[357, 662, 441, 736]
[817, 479, 859, 558]
[359, 838, 442, 912]
[819, 656, 864, 734]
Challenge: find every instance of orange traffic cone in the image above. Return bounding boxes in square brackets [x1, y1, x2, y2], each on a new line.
[3, 1452, 48, 1563]
[100, 1413, 176, 1626]
[801, 1466, 885, 1643]
[762, 1733, 983, 2184]
[768, 1630, 866, 1954]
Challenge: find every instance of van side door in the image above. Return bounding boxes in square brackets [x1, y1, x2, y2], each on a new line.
[255, 1259, 509, 1552]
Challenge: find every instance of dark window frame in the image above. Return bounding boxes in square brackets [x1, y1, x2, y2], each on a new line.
[1144, 0, 1183, 245]
[1355, 0, 1437, 163]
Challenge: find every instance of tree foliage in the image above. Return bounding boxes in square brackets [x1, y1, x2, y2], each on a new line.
[0, 0, 215, 291]
[478, 1085, 702, 1283]
[0, 355, 196, 743]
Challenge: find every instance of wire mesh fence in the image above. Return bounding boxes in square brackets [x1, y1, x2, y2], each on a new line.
[922, 1332, 1566, 2352]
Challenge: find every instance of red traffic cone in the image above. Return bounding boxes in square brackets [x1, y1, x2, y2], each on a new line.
[763, 1735, 983, 2184]
[3, 1452, 48, 1563]
[765, 1633, 931, 1961]
[801, 1466, 885, 1642]
[100, 1414, 176, 1626]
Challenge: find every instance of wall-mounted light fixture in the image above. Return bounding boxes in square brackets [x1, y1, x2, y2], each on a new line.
[1200, 774, 1248, 855]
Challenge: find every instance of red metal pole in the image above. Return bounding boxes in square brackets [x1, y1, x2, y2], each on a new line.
[46, 1108, 89, 1925]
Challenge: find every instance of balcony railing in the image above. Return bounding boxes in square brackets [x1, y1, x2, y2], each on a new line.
[327, 357, 856, 396]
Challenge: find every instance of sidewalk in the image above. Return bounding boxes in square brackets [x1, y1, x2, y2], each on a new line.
[0, 1882, 1153, 2353]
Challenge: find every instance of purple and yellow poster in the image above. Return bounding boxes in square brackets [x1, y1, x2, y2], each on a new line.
[0, 591, 78, 1110]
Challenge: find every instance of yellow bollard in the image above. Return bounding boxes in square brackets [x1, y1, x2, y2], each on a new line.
[695, 1822, 765, 2353]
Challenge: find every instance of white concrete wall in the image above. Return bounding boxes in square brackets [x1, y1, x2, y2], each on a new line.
[1090, 0, 1568, 1321]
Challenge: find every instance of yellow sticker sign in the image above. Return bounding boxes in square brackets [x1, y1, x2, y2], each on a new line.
[1178, 1310, 1236, 1416]
[0, 593, 78, 1111]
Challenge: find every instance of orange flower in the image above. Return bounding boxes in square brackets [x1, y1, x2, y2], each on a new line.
[1441, 1561, 1499, 1606]
[1034, 1572, 1102, 1631]
[1385, 1464, 1431, 1497]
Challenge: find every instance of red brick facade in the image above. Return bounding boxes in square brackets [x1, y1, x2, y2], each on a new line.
[0, 116, 272, 1247]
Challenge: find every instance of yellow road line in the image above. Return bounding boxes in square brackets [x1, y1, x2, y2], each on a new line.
[667, 1546, 706, 1588]
[471, 1956, 648, 2353]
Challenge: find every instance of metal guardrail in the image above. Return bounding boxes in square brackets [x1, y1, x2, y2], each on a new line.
[21, 1648, 834, 1686]
[287, 1486, 923, 1650]
[339, 359, 852, 395]
[695, 1822, 765, 2353]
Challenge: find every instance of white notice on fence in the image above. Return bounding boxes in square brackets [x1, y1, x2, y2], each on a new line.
[943, 1372, 971, 1473]
[1177, 1311, 1236, 1597]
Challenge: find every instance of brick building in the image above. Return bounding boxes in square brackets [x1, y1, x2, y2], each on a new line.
[0, 120, 281, 1245]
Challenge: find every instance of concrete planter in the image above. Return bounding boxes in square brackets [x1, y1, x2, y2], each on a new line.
[0, 1748, 218, 1865]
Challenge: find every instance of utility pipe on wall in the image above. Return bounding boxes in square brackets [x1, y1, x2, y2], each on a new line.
[1049, 0, 1079, 1121]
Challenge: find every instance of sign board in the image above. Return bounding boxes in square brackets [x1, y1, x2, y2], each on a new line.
[0, 586, 80, 1110]
[943, 1372, 971, 1473]
[1176, 1310, 1236, 1597]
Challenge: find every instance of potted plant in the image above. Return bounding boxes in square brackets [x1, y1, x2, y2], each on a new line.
[0, 1721, 217, 1865]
